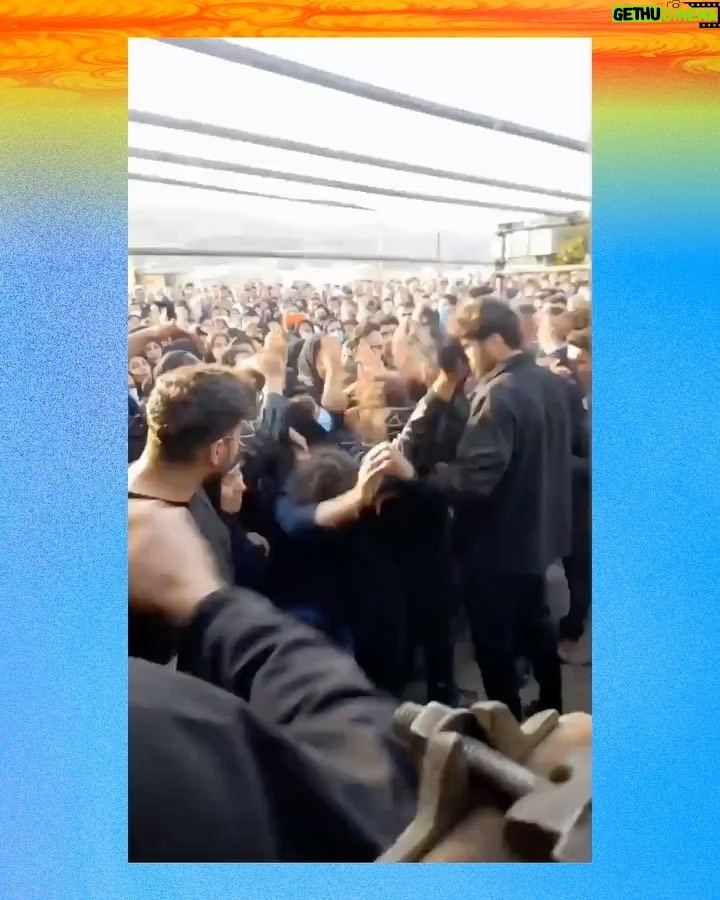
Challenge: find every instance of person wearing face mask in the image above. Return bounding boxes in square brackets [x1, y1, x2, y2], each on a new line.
[129, 365, 257, 662]
[295, 319, 315, 342]
[314, 305, 331, 328]
[537, 303, 572, 365]
[324, 318, 345, 343]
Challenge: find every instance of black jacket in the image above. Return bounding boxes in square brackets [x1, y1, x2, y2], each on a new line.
[397, 352, 572, 575]
[129, 589, 416, 862]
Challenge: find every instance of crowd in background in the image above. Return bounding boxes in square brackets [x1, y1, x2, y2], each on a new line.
[127, 269, 591, 862]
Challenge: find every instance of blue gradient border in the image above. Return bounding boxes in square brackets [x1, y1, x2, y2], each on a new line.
[1, 82, 719, 900]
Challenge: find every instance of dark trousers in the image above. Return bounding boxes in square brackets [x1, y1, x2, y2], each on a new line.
[418, 592, 456, 704]
[464, 573, 562, 721]
[560, 528, 591, 642]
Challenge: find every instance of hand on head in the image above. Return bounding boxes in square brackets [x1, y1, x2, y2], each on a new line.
[356, 441, 414, 505]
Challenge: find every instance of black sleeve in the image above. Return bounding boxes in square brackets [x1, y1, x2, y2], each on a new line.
[428, 391, 515, 500]
[130, 656, 410, 861]
[564, 377, 590, 481]
[176, 588, 416, 848]
[395, 389, 455, 471]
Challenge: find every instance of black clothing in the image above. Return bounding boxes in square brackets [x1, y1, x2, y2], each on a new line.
[154, 349, 198, 379]
[129, 589, 416, 861]
[464, 573, 562, 720]
[398, 352, 572, 716]
[561, 396, 591, 642]
[188, 490, 234, 583]
[128, 400, 147, 464]
[296, 335, 325, 403]
[398, 352, 573, 576]
[372, 481, 457, 702]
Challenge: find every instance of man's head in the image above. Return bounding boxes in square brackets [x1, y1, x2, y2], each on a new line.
[568, 327, 591, 392]
[538, 303, 571, 350]
[297, 319, 315, 341]
[314, 305, 330, 324]
[325, 318, 344, 341]
[145, 365, 254, 477]
[514, 302, 538, 349]
[242, 309, 261, 331]
[454, 297, 523, 377]
[468, 284, 496, 300]
[379, 314, 399, 342]
[351, 321, 385, 359]
[221, 338, 255, 367]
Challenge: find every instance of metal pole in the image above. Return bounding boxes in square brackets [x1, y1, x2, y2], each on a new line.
[128, 172, 374, 211]
[129, 148, 564, 218]
[129, 109, 590, 203]
[128, 247, 495, 266]
[157, 39, 589, 154]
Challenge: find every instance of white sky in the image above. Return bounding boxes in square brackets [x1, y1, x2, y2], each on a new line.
[128, 38, 590, 236]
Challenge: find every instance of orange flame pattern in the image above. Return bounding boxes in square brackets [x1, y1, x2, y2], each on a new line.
[0, 1, 718, 97]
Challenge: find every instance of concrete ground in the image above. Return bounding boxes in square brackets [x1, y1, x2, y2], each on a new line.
[455, 563, 591, 714]
[407, 563, 591, 713]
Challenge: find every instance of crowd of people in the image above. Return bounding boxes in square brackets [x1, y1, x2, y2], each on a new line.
[127, 270, 591, 861]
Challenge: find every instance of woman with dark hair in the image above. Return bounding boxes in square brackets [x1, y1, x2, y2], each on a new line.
[295, 334, 347, 420]
[267, 425, 412, 693]
[202, 464, 270, 596]
[207, 332, 230, 364]
[271, 445, 369, 650]
[221, 338, 255, 368]
[295, 319, 315, 341]
[144, 340, 163, 367]
[129, 356, 152, 401]
[153, 349, 199, 380]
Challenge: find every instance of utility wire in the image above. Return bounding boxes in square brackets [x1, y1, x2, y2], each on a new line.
[129, 109, 589, 202]
[157, 38, 588, 154]
[128, 171, 374, 210]
[129, 147, 564, 217]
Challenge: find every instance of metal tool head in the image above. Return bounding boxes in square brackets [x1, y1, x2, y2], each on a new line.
[504, 748, 592, 862]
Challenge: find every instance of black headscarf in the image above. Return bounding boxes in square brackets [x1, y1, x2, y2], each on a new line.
[282, 401, 330, 449]
[163, 339, 201, 357]
[295, 335, 325, 403]
[154, 350, 199, 380]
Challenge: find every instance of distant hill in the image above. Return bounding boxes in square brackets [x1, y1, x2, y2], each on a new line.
[129, 206, 495, 270]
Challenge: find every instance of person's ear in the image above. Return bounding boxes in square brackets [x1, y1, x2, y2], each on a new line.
[208, 438, 224, 468]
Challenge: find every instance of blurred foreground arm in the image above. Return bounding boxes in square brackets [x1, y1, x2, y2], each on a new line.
[129, 502, 415, 861]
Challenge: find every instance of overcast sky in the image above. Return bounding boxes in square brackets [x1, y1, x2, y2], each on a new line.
[128, 38, 590, 236]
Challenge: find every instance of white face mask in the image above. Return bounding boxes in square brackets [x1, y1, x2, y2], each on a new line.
[316, 407, 334, 432]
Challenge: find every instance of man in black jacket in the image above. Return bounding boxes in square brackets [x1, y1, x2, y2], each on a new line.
[128, 500, 416, 862]
[395, 297, 572, 720]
